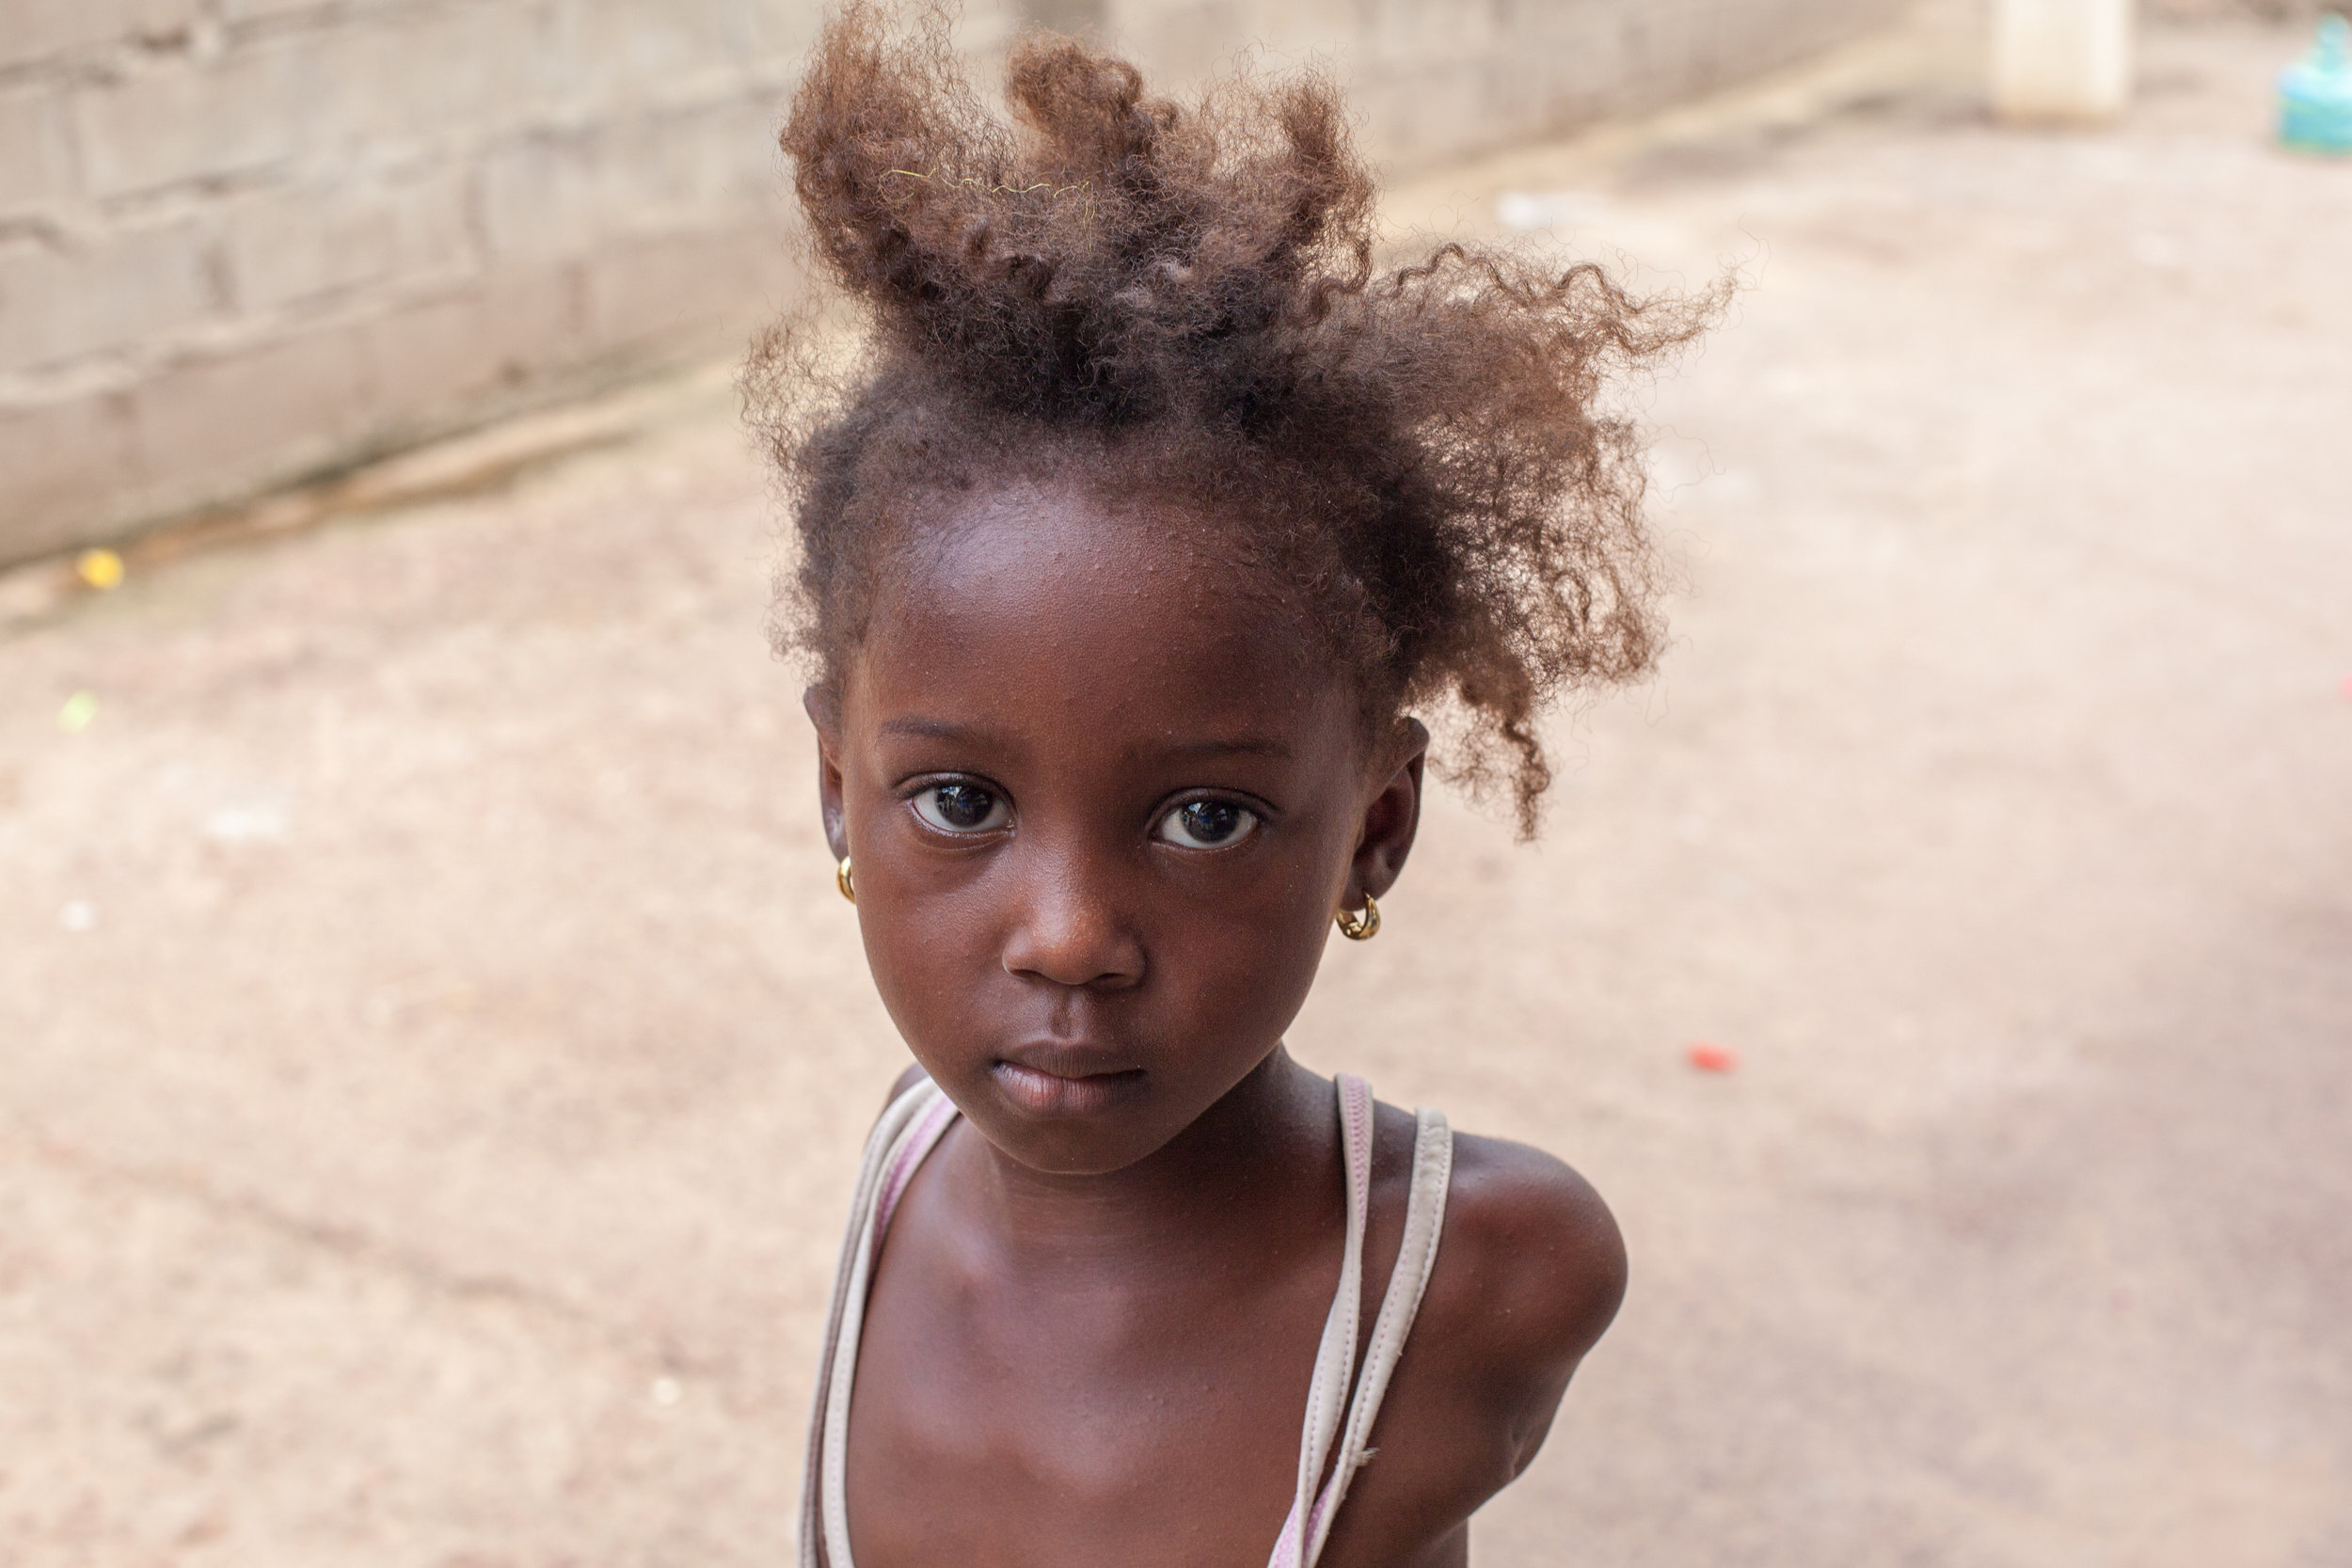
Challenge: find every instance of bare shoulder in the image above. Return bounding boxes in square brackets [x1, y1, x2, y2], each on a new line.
[1412, 1127, 1627, 1442]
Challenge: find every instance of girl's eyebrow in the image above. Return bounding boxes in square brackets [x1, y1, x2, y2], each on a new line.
[877, 716, 991, 743]
[879, 715, 1291, 763]
[1161, 736, 1293, 761]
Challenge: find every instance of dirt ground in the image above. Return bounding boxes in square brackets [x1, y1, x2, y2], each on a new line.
[4, 15, 2348, 1568]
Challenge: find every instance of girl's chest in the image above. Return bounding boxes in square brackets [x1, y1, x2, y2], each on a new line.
[840, 1239, 1348, 1568]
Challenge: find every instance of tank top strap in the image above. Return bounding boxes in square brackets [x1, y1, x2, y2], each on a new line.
[1269, 1077, 1454, 1568]
[1276, 1073, 1377, 1568]
[801, 1077, 957, 1568]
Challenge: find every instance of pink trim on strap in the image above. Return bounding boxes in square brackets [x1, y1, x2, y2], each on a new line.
[876, 1094, 958, 1238]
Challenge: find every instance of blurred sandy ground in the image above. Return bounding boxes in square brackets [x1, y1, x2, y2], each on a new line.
[4, 10, 2349, 1565]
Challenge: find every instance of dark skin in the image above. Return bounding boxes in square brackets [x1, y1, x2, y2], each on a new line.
[804, 478, 1628, 1568]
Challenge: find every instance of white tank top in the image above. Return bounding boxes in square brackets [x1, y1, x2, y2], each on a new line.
[800, 1072, 1454, 1568]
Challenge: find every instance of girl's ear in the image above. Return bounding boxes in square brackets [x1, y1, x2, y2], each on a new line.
[1347, 719, 1429, 906]
[804, 684, 849, 863]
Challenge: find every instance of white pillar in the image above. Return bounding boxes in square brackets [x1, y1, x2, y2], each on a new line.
[1992, 0, 2134, 122]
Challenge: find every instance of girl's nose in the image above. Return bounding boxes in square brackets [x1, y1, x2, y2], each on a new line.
[999, 848, 1145, 990]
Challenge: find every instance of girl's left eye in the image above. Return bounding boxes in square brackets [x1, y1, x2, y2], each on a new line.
[911, 782, 1009, 834]
[1155, 799, 1259, 849]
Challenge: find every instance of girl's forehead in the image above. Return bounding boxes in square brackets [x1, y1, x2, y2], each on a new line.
[849, 483, 1344, 736]
[894, 483, 1312, 646]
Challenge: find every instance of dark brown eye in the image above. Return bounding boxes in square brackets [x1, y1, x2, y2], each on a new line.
[913, 782, 1008, 833]
[1155, 799, 1257, 849]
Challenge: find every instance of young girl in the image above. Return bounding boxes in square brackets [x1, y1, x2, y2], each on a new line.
[751, 7, 1711, 1563]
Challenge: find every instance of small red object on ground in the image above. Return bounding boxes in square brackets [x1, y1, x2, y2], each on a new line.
[1686, 1041, 1740, 1073]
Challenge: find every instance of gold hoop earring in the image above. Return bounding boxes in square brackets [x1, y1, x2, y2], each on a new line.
[835, 856, 856, 904]
[1335, 894, 1379, 941]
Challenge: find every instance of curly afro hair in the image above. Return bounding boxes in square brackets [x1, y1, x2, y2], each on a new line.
[747, 1, 1718, 836]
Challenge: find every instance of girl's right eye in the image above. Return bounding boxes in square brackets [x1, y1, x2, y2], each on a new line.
[910, 781, 1009, 834]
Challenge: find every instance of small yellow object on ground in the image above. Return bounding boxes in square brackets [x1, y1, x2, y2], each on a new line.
[76, 549, 125, 591]
[57, 691, 97, 732]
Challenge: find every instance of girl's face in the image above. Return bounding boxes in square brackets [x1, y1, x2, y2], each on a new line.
[809, 480, 1425, 1176]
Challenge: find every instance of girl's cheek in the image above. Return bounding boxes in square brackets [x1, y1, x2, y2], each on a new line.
[872, 917, 993, 1006]
[1159, 896, 1327, 1034]
[857, 895, 994, 1045]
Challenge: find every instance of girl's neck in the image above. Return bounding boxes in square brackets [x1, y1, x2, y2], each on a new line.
[951, 1048, 1337, 1266]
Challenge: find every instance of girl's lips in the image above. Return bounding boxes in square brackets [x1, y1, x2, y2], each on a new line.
[990, 1059, 1147, 1117]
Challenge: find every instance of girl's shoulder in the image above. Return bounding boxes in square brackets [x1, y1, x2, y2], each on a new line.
[1434, 1124, 1626, 1356]
[882, 1061, 932, 1111]
[1370, 1101, 1627, 1467]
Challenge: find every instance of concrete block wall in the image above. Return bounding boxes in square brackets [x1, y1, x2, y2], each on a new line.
[1100, 0, 1908, 168]
[0, 0, 1906, 566]
[0, 0, 872, 564]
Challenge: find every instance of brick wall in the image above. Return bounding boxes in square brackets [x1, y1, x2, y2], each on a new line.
[0, 0, 1906, 566]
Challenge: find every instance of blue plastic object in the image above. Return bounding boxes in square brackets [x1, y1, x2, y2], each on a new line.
[2280, 14, 2352, 153]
